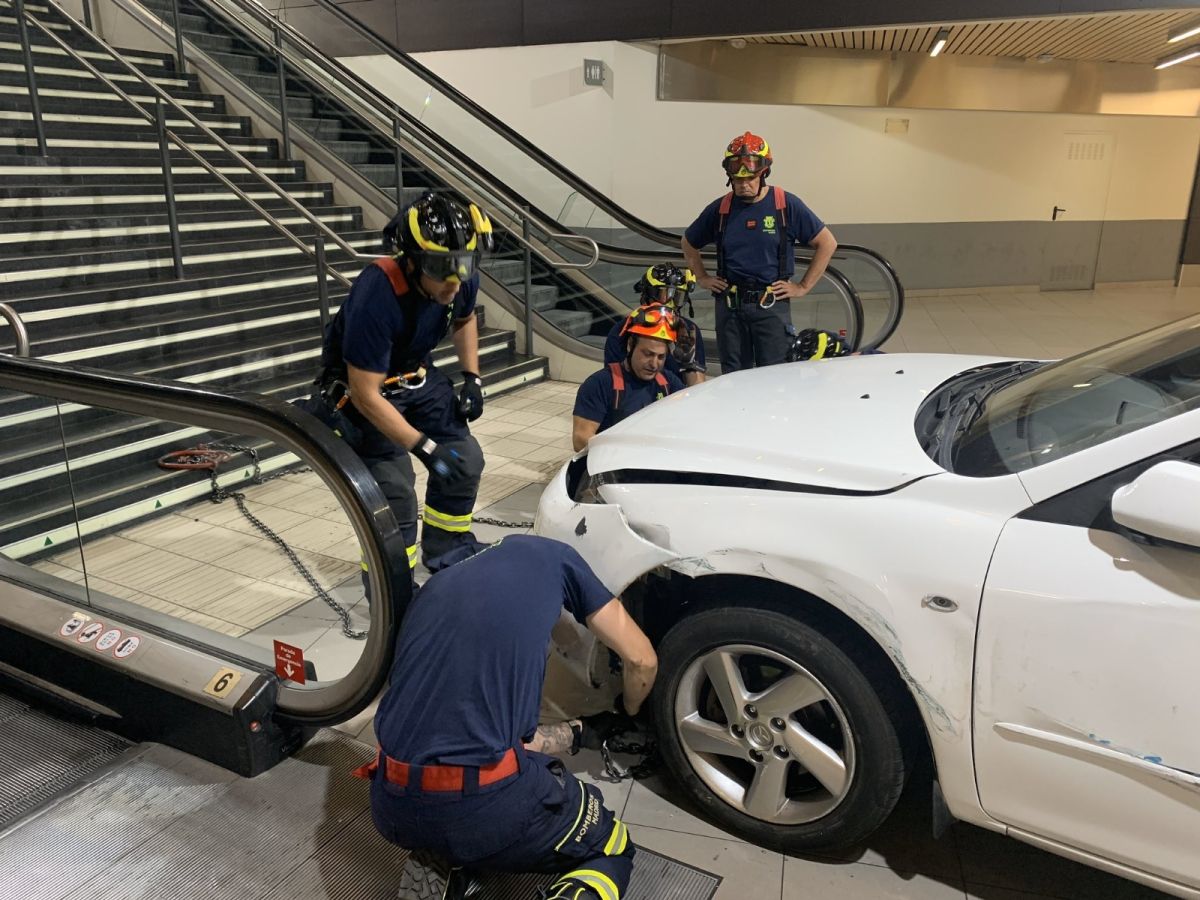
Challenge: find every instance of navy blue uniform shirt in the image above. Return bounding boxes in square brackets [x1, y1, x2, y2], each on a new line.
[603, 316, 706, 377]
[573, 364, 683, 434]
[374, 535, 613, 766]
[321, 263, 479, 374]
[684, 190, 824, 285]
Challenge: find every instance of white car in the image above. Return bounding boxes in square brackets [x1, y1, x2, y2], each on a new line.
[536, 316, 1200, 898]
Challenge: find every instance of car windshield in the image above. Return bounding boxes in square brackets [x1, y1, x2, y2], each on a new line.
[947, 316, 1200, 477]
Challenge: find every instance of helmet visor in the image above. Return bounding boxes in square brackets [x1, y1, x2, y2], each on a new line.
[723, 154, 767, 177]
[421, 251, 478, 283]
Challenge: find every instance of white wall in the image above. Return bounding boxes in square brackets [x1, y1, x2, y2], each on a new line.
[345, 40, 1200, 230]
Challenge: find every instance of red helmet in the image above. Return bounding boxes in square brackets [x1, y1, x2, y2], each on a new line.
[723, 131, 772, 179]
[620, 304, 678, 344]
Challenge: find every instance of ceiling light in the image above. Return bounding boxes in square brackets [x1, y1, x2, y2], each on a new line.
[1156, 44, 1200, 70]
[729, 37, 747, 50]
[1167, 17, 1200, 44]
[929, 27, 950, 57]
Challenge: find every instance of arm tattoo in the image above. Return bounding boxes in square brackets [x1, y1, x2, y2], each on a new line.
[524, 721, 577, 755]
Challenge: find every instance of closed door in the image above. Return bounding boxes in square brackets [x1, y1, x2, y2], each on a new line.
[1039, 132, 1115, 291]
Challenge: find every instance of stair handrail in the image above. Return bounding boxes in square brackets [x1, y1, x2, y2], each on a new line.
[0, 304, 31, 358]
[19, 0, 360, 287]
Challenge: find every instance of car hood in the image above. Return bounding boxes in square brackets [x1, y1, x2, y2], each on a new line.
[586, 353, 1012, 493]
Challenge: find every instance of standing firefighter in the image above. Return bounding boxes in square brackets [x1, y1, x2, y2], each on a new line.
[360, 534, 658, 900]
[682, 131, 838, 372]
[319, 191, 494, 573]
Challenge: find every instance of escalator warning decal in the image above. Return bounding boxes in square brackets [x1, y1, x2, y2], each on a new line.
[96, 629, 122, 652]
[59, 615, 88, 638]
[78, 622, 104, 644]
[114, 636, 140, 659]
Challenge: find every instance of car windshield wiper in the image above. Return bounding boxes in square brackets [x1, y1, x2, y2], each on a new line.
[930, 361, 1045, 467]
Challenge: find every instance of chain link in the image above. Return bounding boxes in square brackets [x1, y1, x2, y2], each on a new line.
[207, 444, 367, 641]
[599, 730, 660, 781]
[469, 514, 535, 530]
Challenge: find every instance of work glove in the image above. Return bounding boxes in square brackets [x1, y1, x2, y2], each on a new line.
[671, 321, 703, 374]
[579, 710, 639, 751]
[455, 371, 484, 422]
[411, 433, 471, 485]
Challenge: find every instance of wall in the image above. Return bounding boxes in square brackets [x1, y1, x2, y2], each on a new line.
[344, 41, 1200, 289]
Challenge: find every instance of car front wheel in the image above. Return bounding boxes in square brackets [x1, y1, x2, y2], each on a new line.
[652, 604, 911, 851]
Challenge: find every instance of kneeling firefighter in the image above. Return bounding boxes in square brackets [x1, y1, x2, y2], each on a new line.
[316, 191, 495, 574]
[602, 263, 707, 386]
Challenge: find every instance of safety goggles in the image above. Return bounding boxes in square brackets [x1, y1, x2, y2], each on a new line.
[632, 304, 677, 328]
[420, 251, 478, 283]
[722, 154, 767, 177]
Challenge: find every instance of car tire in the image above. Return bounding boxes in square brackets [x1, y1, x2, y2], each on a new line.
[651, 604, 911, 852]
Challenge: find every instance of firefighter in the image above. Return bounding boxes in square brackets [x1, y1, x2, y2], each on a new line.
[682, 131, 838, 372]
[360, 534, 658, 900]
[319, 191, 493, 573]
[573, 304, 684, 450]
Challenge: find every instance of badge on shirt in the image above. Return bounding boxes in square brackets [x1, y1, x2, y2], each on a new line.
[763, 214, 777, 235]
[746, 220, 757, 230]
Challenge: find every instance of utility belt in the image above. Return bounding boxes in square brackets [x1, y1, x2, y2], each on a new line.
[352, 746, 522, 796]
[718, 281, 784, 309]
[319, 365, 429, 410]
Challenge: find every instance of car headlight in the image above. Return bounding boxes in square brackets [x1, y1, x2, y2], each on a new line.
[566, 454, 607, 504]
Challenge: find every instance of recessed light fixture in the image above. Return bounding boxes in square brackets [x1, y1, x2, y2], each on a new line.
[929, 27, 950, 57]
[1167, 17, 1200, 44]
[1156, 44, 1200, 70]
[729, 37, 747, 50]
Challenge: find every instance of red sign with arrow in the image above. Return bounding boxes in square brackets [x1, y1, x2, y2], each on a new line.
[273, 640, 306, 685]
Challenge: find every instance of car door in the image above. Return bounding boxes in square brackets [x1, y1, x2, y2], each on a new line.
[973, 441, 1200, 889]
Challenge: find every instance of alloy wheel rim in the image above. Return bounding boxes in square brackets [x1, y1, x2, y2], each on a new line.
[674, 643, 856, 825]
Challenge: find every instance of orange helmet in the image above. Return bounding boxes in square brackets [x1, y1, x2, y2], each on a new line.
[619, 304, 677, 344]
[723, 131, 772, 179]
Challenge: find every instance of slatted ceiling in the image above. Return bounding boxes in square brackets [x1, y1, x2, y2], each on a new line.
[744, 9, 1200, 65]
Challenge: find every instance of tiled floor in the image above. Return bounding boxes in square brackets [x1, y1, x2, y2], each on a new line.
[34, 283, 1200, 897]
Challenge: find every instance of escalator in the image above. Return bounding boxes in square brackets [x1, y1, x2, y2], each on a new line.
[97, 0, 904, 357]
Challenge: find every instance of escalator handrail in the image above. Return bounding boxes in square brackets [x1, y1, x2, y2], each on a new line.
[0, 354, 407, 726]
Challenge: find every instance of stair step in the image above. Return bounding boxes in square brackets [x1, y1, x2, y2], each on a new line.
[0, 154, 307, 185]
[0, 182, 335, 219]
[0, 40, 177, 72]
[0, 59, 195, 90]
[0, 205, 363, 257]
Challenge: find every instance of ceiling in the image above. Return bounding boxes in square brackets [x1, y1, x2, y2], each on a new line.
[741, 10, 1200, 66]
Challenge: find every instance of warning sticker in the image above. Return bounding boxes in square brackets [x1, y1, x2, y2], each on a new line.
[60, 615, 88, 638]
[95, 628, 122, 652]
[114, 635, 140, 659]
[273, 640, 306, 685]
[77, 622, 104, 644]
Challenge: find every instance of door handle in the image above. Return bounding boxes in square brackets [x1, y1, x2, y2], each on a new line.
[1052, 205, 1067, 221]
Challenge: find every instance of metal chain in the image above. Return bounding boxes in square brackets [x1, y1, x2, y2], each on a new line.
[599, 731, 660, 781]
[470, 514, 534, 529]
[207, 444, 367, 641]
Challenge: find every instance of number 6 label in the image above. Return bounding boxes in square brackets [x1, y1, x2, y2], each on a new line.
[204, 667, 242, 699]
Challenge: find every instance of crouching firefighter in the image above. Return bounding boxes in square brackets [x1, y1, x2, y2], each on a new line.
[317, 191, 495, 573]
[358, 534, 658, 900]
[573, 304, 684, 451]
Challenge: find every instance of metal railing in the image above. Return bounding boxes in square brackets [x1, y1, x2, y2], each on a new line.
[0, 304, 31, 358]
[15, 0, 360, 300]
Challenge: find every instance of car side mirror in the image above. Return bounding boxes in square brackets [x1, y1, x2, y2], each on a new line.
[1111, 460, 1200, 549]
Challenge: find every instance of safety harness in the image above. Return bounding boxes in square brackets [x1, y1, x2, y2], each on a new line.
[608, 361, 670, 414]
[715, 184, 790, 287]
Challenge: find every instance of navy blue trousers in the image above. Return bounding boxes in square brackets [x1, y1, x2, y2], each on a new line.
[370, 750, 634, 900]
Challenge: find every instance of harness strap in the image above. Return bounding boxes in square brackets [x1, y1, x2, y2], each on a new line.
[715, 186, 791, 282]
[608, 361, 625, 410]
[372, 256, 410, 295]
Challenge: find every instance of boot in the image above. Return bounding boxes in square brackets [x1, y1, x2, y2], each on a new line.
[397, 851, 484, 899]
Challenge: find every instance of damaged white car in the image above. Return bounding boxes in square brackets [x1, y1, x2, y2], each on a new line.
[536, 315, 1200, 898]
